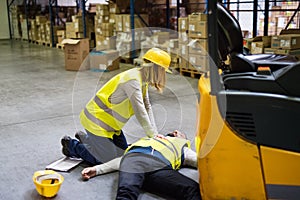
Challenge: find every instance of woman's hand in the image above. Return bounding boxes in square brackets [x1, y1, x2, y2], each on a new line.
[154, 133, 166, 139]
[81, 167, 97, 181]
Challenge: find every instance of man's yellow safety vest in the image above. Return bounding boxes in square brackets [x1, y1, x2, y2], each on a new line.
[126, 136, 191, 170]
[80, 68, 146, 139]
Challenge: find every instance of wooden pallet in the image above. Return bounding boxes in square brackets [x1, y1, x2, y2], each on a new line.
[56, 43, 64, 49]
[180, 68, 203, 79]
[31, 40, 39, 45]
[37, 40, 51, 47]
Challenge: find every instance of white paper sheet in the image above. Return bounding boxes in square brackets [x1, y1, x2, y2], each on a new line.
[46, 157, 83, 172]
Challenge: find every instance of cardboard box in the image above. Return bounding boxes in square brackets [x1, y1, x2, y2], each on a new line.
[151, 32, 170, 44]
[36, 16, 47, 25]
[95, 24, 114, 37]
[188, 39, 208, 55]
[179, 42, 189, 58]
[280, 29, 300, 35]
[109, 3, 120, 14]
[188, 54, 209, 72]
[169, 39, 179, 49]
[188, 21, 207, 38]
[178, 32, 189, 43]
[244, 36, 271, 51]
[96, 36, 116, 51]
[95, 15, 109, 25]
[66, 32, 77, 39]
[271, 36, 281, 49]
[178, 17, 188, 32]
[66, 22, 75, 38]
[74, 19, 83, 32]
[56, 30, 66, 37]
[261, 36, 272, 47]
[89, 50, 120, 71]
[114, 15, 123, 32]
[122, 14, 149, 32]
[179, 57, 189, 69]
[264, 48, 277, 54]
[188, 13, 207, 22]
[62, 39, 90, 71]
[96, 4, 109, 10]
[278, 34, 300, 49]
[109, 13, 116, 23]
[275, 48, 300, 59]
[251, 42, 264, 54]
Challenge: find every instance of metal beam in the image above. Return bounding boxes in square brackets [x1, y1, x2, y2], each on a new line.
[81, 0, 87, 38]
[7, 0, 12, 39]
[130, 0, 136, 58]
[176, 0, 180, 32]
[264, 0, 269, 36]
[253, 0, 258, 37]
[24, 0, 30, 41]
[166, 0, 170, 29]
[208, 0, 222, 95]
[55, 0, 59, 26]
[49, 0, 55, 47]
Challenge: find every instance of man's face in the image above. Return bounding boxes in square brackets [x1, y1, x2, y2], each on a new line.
[171, 130, 186, 139]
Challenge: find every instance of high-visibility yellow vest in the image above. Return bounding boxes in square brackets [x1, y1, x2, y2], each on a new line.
[80, 68, 147, 139]
[126, 136, 191, 170]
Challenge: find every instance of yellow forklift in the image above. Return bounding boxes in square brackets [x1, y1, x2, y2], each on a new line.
[196, 1, 300, 199]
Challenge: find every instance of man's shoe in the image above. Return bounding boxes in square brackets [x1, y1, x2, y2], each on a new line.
[75, 131, 86, 143]
[61, 135, 72, 157]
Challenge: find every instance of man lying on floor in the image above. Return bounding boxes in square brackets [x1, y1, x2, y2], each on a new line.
[81, 130, 201, 200]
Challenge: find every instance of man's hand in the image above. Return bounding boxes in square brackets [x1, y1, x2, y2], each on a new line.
[81, 167, 97, 181]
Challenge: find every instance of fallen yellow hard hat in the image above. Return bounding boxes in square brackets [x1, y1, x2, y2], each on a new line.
[32, 170, 64, 198]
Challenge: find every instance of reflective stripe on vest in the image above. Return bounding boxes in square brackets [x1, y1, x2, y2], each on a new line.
[126, 137, 191, 169]
[80, 68, 144, 138]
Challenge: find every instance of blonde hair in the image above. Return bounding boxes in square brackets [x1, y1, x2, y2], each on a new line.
[140, 62, 166, 93]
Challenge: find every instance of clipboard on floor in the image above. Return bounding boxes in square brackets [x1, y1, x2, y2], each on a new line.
[46, 157, 83, 172]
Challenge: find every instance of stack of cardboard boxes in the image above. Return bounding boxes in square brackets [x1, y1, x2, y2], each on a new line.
[115, 14, 149, 58]
[89, 3, 120, 72]
[26, 16, 63, 45]
[20, 16, 29, 40]
[266, 33, 300, 59]
[65, 15, 93, 42]
[94, 3, 117, 51]
[178, 17, 189, 70]
[56, 30, 66, 45]
[10, 5, 21, 39]
[244, 30, 300, 59]
[244, 36, 271, 54]
[35, 16, 48, 42]
[178, 13, 209, 73]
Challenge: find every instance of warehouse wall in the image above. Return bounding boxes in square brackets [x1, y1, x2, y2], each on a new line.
[0, 1, 10, 39]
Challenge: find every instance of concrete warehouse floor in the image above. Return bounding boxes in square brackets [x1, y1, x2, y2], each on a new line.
[0, 39, 200, 200]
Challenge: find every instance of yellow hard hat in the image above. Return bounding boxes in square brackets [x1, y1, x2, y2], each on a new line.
[32, 170, 64, 198]
[143, 48, 172, 73]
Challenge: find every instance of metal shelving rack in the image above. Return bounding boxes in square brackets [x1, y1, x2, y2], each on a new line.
[7, 0, 89, 48]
